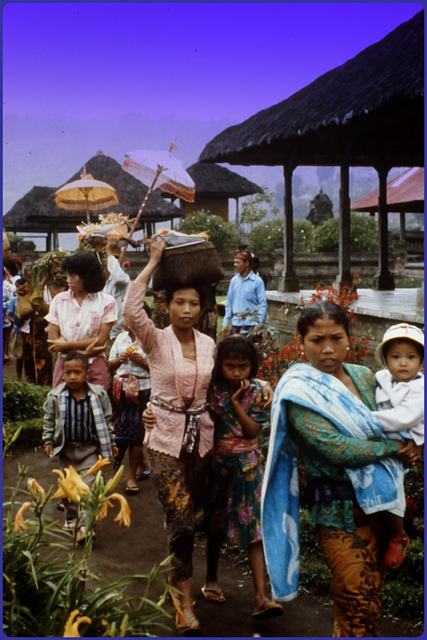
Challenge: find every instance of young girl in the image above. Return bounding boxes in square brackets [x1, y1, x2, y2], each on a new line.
[108, 310, 152, 494]
[203, 336, 283, 620]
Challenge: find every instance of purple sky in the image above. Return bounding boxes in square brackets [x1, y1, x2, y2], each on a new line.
[2, 2, 422, 244]
[3, 3, 421, 121]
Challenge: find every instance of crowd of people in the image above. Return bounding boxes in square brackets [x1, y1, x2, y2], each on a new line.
[3, 229, 424, 637]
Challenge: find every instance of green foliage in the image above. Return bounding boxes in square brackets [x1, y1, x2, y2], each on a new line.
[247, 218, 284, 255]
[247, 219, 314, 255]
[3, 379, 50, 423]
[293, 221, 315, 253]
[3, 460, 175, 637]
[310, 213, 378, 253]
[4, 419, 44, 450]
[178, 209, 240, 252]
[240, 188, 280, 229]
[6, 232, 34, 254]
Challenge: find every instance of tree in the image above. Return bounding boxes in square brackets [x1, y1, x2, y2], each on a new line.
[240, 188, 280, 230]
[178, 209, 241, 253]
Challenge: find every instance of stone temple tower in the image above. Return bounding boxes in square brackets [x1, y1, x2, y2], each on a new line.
[307, 188, 334, 226]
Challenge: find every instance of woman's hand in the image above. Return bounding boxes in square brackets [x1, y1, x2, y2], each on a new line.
[142, 406, 156, 431]
[47, 337, 69, 353]
[396, 440, 423, 468]
[259, 381, 274, 409]
[149, 237, 167, 262]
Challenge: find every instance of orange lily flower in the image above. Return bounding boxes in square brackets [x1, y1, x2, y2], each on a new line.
[63, 609, 91, 637]
[85, 455, 110, 476]
[13, 501, 32, 532]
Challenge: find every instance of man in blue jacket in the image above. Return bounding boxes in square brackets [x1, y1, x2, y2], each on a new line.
[222, 249, 267, 339]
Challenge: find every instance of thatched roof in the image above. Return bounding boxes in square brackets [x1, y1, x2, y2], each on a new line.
[185, 163, 262, 198]
[4, 153, 183, 234]
[351, 167, 424, 213]
[199, 11, 423, 168]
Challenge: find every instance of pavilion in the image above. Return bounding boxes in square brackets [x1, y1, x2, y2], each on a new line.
[4, 152, 183, 251]
[199, 11, 423, 291]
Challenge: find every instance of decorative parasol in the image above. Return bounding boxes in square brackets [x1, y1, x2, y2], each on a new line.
[54, 166, 119, 223]
[120, 142, 195, 260]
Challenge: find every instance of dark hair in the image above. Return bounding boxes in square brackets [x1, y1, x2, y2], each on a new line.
[164, 285, 206, 309]
[61, 252, 106, 293]
[63, 351, 89, 369]
[297, 301, 351, 339]
[15, 277, 27, 287]
[382, 338, 424, 363]
[212, 336, 259, 381]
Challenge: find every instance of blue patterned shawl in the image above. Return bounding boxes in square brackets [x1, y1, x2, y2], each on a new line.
[261, 363, 404, 602]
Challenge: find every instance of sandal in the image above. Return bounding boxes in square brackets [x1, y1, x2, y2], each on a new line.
[201, 585, 226, 603]
[251, 599, 283, 620]
[175, 613, 200, 635]
[170, 591, 200, 635]
[125, 485, 139, 495]
[383, 534, 410, 569]
[136, 468, 152, 481]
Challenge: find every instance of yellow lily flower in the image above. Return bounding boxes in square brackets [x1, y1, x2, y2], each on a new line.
[27, 478, 46, 500]
[95, 498, 113, 522]
[109, 493, 131, 528]
[85, 455, 110, 477]
[13, 501, 32, 532]
[52, 466, 90, 504]
[63, 609, 91, 637]
[104, 465, 124, 494]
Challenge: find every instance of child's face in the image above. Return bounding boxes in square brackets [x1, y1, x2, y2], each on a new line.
[62, 360, 88, 392]
[221, 357, 252, 388]
[385, 340, 423, 382]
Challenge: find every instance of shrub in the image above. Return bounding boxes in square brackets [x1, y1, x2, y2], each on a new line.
[310, 213, 378, 253]
[3, 379, 50, 423]
[247, 219, 314, 255]
[178, 209, 241, 253]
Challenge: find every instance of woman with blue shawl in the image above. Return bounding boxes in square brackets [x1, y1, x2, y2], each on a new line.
[261, 301, 421, 637]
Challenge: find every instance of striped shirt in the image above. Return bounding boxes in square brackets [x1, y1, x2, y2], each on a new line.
[64, 388, 97, 443]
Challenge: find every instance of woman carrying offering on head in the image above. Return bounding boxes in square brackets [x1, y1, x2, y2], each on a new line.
[121, 237, 216, 635]
[261, 301, 421, 637]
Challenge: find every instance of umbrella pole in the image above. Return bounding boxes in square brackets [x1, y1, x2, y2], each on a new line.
[85, 196, 90, 223]
[119, 166, 164, 264]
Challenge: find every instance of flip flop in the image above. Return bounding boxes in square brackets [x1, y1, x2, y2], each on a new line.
[136, 469, 152, 481]
[251, 600, 283, 620]
[125, 486, 139, 495]
[201, 585, 226, 603]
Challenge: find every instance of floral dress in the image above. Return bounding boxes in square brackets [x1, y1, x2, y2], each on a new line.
[206, 378, 267, 546]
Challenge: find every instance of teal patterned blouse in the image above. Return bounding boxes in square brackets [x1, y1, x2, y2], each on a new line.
[288, 364, 400, 531]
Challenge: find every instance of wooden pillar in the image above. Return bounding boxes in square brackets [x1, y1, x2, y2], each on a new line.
[399, 211, 406, 242]
[372, 164, 395, 290]
[278, 162, 299, 292]
[235, 197, 240, 233]
[53, 225, 59, 250]
[334, 164, 353, 290]
[46, 232, 52, 252]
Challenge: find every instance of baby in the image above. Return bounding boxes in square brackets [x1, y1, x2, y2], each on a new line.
[372, 323, 424, 568]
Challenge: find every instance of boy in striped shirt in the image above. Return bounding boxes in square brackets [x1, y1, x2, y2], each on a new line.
[43, 351, 118, 542]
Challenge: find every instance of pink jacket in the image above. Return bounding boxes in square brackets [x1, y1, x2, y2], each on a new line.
[123, 281, 216, 458]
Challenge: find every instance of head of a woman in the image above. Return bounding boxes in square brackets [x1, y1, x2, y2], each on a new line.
[212, 335, 259, 385]
[297, 301, 350, 376]
[61, 252, 106, 294]
[164, 285, 205, 330]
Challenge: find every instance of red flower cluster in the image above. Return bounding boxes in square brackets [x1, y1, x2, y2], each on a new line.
[256, 275, 370, 387]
